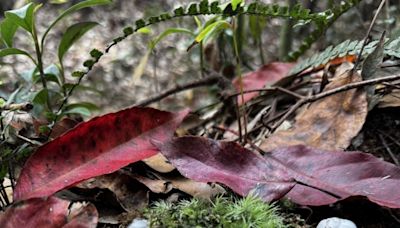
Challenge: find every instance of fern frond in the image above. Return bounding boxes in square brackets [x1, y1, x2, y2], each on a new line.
[290, 36, 400, 75]
[288, 0, 362, 61]
[106, 1, 333, 53]
[72, 0, 344, 94]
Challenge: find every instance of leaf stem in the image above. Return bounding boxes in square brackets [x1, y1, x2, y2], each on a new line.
[33, 32, 47, 90]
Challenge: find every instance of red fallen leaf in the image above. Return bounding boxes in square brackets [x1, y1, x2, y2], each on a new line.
[14, 107, 189, 202]
[0, 197, 69, 228]
[0, 197, 98, 228]
[233, 62, 294, 105]
[157, 137, 400, 208]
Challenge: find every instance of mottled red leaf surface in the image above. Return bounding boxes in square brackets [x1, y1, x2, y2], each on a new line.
[158, 137, 400, 208]
[0, 197, 98, 228]
[0, 197, 69, 228]
[233, 62, 294, 105]
[14, 107, 189, 201]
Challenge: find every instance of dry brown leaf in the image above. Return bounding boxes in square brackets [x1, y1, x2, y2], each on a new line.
[168, 177, 225, 200]
[261, 63, 368, 151]
[142, 153, 175, 173]
[132, 174, 225, 199]
[66, 202, 98, 228]
[132, 174, 172, 194]
[77, 173, 148, 212]
[378, 90, 400, 108]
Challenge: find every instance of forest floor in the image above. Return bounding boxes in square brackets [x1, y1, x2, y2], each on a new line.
[1, 0, 400, 227]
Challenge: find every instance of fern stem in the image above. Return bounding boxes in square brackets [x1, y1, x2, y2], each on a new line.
[353, 0, 386, 71]
[279, 0, 295, 60]
[257, 18, 265, 64]
[232, 17, 247, 143]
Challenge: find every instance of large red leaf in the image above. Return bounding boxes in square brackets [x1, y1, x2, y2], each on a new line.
[233, 62, 294, 105]
[14, 107, 189, 201]
[157, 137, 400, 208]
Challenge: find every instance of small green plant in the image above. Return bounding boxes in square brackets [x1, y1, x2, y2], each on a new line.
[143, 195, 285, 228]
[0, 0, 110, 127]
[0, 0, 110, 209]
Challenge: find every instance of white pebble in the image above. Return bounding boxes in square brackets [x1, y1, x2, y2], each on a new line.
[127, 218, 149, 228]
[317, 217, 357, 228]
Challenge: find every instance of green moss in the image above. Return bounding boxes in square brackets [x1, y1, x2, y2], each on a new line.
[143, 195, 285, 228]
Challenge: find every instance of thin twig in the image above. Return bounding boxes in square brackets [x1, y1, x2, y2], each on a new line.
[382, 82, 400, 90]
[227, 87, 304, 100]
[16, 134, 43, 146]
[379, 134, 400, 166]
[232, 17, 247, 143]
[47, 73, 87, 140]
[353, 0, 386, 71]
[135, 74, 223, 107]
[213, 125, 265, 153]
[378, 130, 400, 149]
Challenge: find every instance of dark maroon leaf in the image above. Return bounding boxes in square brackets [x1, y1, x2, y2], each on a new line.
[157, 136, 400, 208]
[14, 107, 189, 201]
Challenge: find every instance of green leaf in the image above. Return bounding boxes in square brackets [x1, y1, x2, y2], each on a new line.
[0, 98, 6, 108]
[83, 59, 95, 69]
[58, 21, 98, 62]
[42, 0, 111, 48]
[63, 83, 101, 94]
[249, 15, 266, 42]
[65, 102, 99, 112]
[194, 16, 202, 28]
[150, 28, 194, 50]
[0, 18, 18, 47]
[89, 48, 103, 59]
[133, 28, 194, 83]
[37, 64, 61, 85]
[32, 89, 48, 105]
[195, 20, 231, 43]
[33, 73, 60, 85]
[137, 27, 152, 34]
[123, 26, 134, 36]
[5, 3, 38, 33]
[71, 71, 85, 78]
[231, 0, 243, 11]
[63, 106, 91, 116]
[49, 0, 69, 4]
[0, 48, 36, 64]
[132, 51, 151, 85]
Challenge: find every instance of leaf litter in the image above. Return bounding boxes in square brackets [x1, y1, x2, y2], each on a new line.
[261, 63, 368, 151]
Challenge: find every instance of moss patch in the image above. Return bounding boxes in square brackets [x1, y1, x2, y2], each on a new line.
[143, 195, 285, 227]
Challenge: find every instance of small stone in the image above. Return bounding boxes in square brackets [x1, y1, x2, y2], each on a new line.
[127, 218, 149, 228]
[317, 217, 357, 228]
